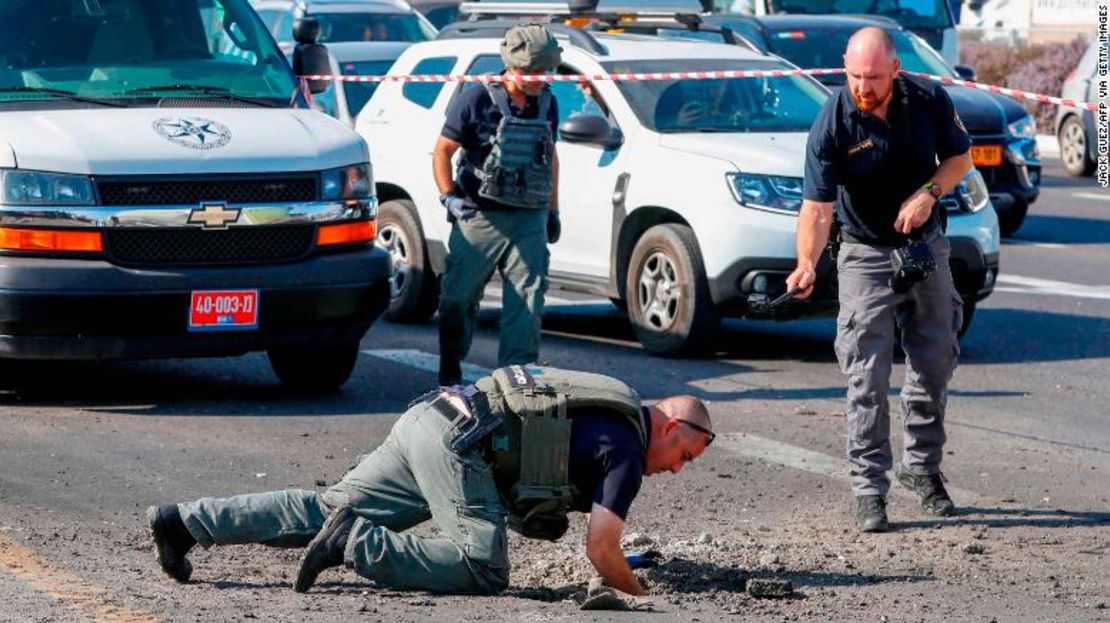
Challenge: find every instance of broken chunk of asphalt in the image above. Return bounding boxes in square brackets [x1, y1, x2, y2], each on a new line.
[746, 578, 793, 598]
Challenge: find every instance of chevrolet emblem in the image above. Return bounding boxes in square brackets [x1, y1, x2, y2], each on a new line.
[188, 203, 241, 229]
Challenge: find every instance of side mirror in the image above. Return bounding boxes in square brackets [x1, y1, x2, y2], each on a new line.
[293, 17, 321, 45]
[293, 43, 332, 94]
[954, 65, 977, 82]
[559, 114, 622, 149]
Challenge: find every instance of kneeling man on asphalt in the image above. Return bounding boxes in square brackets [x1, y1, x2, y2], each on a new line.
[785, 27, 973, 532]
[148, 366, 713, 596]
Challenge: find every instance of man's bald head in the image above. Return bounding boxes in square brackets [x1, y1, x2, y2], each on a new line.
[845, 27, 896, 64]
[655, 395, 711, 429]
[843, 27, 900, 114]
[643, 396, 712, 476]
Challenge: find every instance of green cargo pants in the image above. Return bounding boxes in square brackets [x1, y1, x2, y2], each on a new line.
[438, 208, 549, 381]
[178, 398, 510, 595]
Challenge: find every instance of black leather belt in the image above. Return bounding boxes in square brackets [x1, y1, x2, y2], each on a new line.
[841, 226, 939, 247]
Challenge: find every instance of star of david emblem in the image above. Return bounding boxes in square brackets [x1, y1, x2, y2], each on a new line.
[152, 117, 231, 150]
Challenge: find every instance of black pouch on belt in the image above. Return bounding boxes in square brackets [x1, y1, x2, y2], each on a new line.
[889, 237, 936, 293]
[435, 389, 503, 455]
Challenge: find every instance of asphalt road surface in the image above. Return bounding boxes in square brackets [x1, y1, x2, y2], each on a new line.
[1, 160, 1107, 623]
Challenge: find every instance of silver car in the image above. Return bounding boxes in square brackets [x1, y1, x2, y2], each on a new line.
[1055, 37, 1101, 177]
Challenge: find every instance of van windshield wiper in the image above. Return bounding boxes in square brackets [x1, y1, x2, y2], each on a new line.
[123, 84, 280, 108]
[0, 86, 126, 107]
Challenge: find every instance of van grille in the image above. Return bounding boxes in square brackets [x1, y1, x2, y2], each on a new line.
[105, 225, 315, 266]
[97, 176, 318, 206]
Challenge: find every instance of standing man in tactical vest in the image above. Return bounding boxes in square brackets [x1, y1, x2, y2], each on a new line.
[432, 23, 562, 386]
[147, 367, 713, 597]
[785, 28, 972, 532]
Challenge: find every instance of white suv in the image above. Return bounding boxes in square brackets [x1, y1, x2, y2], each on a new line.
[357, 27, 999, 355]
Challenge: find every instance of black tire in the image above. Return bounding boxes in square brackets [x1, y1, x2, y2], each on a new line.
[268, 341, 360, 394]
[625, 224, 719, 356]
[996, 198, 1029, 238]
[609, 297, 627, 312]
[376, 200, 439, 324]
[958, 300, 976, 340]
[1059, 116, 1095, 177]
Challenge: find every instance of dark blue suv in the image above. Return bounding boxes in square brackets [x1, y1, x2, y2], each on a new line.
[680, 14, 1042, 237]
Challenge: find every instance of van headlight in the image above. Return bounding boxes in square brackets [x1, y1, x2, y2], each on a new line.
[1, 170, 95, 205]
[1006, 115, 1036, 140]
[321, 163, 373, 201]
[727, 173, 804, 214]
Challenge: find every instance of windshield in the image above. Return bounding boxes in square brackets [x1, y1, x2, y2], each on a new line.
[764, 28, 955, 77]
[0, 0, 296, 106]
[313, 13, 436, 43]
[340, 60, 394, 117]
[768, 0, 953, 30]
[603, 59, 828, 133]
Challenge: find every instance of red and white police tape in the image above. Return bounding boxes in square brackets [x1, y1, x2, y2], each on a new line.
[297, 67, 1100, 112]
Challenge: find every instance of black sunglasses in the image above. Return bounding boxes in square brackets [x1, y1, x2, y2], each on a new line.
[674, 418, 716, 446]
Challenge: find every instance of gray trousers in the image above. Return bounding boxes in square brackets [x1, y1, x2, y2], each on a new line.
[178, 400, 510, 595]
[438, 208, 549, 370]
[834, 233, 963, 496]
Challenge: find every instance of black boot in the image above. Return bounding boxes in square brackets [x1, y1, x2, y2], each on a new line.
[147, 504, 196, 583]
[896, 469, 956, 517]
[438, 360, 462, 387]
[855, 495, 891, 533]
[294, 505, 355, 593]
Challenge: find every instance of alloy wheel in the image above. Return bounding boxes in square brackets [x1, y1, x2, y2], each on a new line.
[637, 251, 681, 332]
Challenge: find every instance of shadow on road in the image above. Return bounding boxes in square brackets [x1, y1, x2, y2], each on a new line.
[1004, 214, 1110, 245]
[960, 307, 1110, 364]
[0, 300, 1101, 412]
[642, 557, 931, 593]
[897, 506, 1110, 531]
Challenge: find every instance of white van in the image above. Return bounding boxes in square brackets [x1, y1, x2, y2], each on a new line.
[0, 0, 391, 392]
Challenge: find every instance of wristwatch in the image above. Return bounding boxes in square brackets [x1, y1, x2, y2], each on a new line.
[922, 181, 944, 200]
[438, 191, 454, 207]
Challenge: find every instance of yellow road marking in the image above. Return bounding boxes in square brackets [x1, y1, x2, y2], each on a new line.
[0, 532, 160, 623]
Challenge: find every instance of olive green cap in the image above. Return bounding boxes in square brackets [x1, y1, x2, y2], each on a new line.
[500, 23, 562, 72]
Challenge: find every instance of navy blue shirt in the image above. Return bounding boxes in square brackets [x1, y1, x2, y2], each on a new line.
[803, 74, 970, 246]
[440, 83, 559, 210]
[566, 407, 651, 521]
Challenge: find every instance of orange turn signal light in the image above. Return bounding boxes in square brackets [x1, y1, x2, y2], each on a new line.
[317, 220, 376, 246]
[0, 227, 103, 252]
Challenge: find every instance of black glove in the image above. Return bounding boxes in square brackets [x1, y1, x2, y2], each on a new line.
[546, 211, 561, 244]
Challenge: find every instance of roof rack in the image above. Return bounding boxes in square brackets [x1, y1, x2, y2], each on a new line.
[437, 20, 610, 55]
[458, 1, 712, 19]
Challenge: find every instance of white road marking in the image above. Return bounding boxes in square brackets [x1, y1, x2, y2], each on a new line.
[362, 349, 488, 383]
[717, 434, 980, 505]
[360, 349, 983, 503]
[995, 274, 1110, 301]
[482, 284, 608, 307]
[1003, 239, 1068, 249]
[1072, 192, 1110, 202]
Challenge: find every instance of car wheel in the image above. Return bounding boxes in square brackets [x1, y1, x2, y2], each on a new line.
[625, 224, 719, 356]
[1059, 116, 1095, 177]
[268, 341, 360, 394]
[376, 200, 438, 324]
[958, 300, 976, 340]
[996, 198, 1029, 237]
